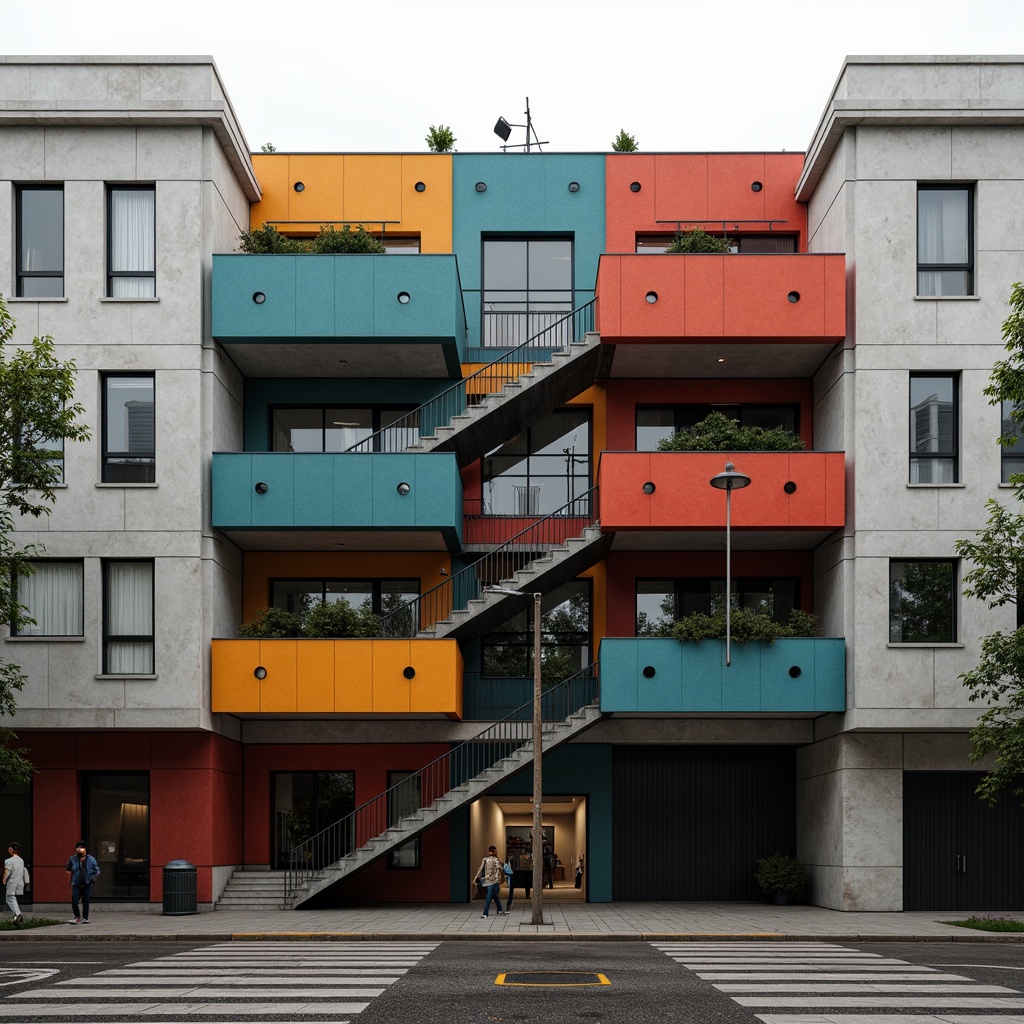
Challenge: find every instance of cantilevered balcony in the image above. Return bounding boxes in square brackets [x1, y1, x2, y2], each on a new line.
[212, 452, 462, 551]
[598, 637, 845, 713]
[598, 450, 844, 549]
[212, 254, 467, 378]
[212, 639, 463, 718]
[595, 253, 846, 377]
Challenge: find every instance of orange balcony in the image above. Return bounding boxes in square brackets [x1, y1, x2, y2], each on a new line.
[212, 639, 463, 719]
[598, 451, 844, 543]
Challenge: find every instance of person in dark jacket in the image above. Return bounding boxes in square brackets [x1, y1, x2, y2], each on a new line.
[65, 840, 100, 924]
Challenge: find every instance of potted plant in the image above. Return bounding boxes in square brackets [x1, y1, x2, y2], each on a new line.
[755, 852, 806, 904]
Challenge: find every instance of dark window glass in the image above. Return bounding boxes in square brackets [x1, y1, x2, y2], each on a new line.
[910, 374, 957, 483]
[387, 771, 421, 869]
[889, 560, 956, 643]
[16, 187, 64, 297]
[636, 578, 799, 635]
[1000, 400, 1024, 484]
[636, 404, 799, 451]
[108, 186, 155, 297]
[917, 186, 973, 296]
[271, 579, 419, 635]
[103, 374, 155, 482]
[83, 773, 150, 900]
[634, 233, 796, 253]
[103, 560, 154, 674]
[270, 407, 417, 453]
[272, 772, 355, 870]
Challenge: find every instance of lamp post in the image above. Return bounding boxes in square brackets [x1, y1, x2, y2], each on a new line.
[709, 461, 751, 667]
[488, 586, 545, 925]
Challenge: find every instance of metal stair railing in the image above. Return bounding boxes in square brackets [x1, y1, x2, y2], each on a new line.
[343, 300, 596, 454]
[377, 486, 599, 639]
[284, 664, 599, 905]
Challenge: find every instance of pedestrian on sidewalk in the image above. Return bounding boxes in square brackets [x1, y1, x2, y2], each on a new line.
[3, 843, 26, 924]
[66, 840, 100, 924]
[473, 845, 506, 918]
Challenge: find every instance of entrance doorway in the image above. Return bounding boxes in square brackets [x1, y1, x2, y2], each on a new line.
[272, 771, 354, 870]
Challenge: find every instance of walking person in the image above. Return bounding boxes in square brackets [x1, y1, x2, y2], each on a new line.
[473, 845, 506, 918]
[66, 840, 100, 924]
[3, 843, 26, 925]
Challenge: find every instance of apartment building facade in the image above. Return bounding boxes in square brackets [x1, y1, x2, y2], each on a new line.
[1, 54, 1022, 913]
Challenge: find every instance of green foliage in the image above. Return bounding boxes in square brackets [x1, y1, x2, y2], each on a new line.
[669, 606, 818, 646]
[986, 281, 1024, 455]
[260, 142, 277, 153]
[238, 607, 303, 639]
[657, 411, 806, 453]
[0, 915, 61, 931]
[238, 224, 386, 255]
[611, 129, 637, 152]
[755, 852, 806, 895]
[0, 295, 91, 786]
[665, 227, 732, 254]
[425, 124, 457, 153]
[890, 561, 955, 643]
[240, 601, 382, 640]
[943, 915, 1024, 932]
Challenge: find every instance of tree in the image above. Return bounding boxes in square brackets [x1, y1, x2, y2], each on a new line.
[0, 295, 91, 783]
[425, 125, 456, 153]
[955, 281, 1024, 803]
[611, 129, 637, 153]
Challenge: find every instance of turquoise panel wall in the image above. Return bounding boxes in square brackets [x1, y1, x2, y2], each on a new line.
[488, 744, 613, 903]
[451, 154, 606, 349]
[599, 638, 846, 713]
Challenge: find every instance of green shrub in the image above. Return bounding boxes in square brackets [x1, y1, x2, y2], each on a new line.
[238, 223, 386, 255]
[239, 607, 302, 639]
[943, 915, 1024, 932]
[665, 227, 732, 254]
[670, 606, 818, 646]
[657, 411, 806, 453]
[611, 129, 637, 152]
[303, 600, 382, 639]
[238, 223, 307, 254]
[425, 124, 457, 153]
[755, 852, 806, 895]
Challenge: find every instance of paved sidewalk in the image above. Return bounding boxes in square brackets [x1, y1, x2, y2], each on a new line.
[2, 902, 1020, 942]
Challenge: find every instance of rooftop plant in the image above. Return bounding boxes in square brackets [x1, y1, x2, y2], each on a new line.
[238, 223, 386, 254]
[611, 129, 638, 152]
[666, 227, 732, 254]
[425, 124, 457, 153]
[657, 411, 806, 453]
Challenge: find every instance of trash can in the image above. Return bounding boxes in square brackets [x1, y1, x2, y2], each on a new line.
[162, 859, 197, 915]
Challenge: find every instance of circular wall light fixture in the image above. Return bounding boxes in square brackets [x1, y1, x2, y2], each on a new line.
[293, 182, 305, 192]
[403, 666, 416, 680]
[568, 181, 580, 193]
[397, 482, 411, 496]
[397, 291, 410, 304]
[252, 292, 266, 304]
[642, 481, 656, 495]
[645, 291, 658, 304]
[629, 181, 642, 193]
[788, 666, 802, 678]
[751, 181, 763, 192]
[784, 481, 797, 494]
[415, 181, 426, 192]
[642, 665, 656, 679]
[787, 291, 801, 303]
[475, 181, 487, 192]
[254, 666, 267, 680]
[254, 481, 268, 494]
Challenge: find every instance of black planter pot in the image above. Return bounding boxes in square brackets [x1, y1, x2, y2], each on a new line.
[771, 891, 797, 905]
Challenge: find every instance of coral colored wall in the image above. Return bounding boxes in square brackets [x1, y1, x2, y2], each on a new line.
[243, 743, 453, 902]
[605, 550, 813, 637]
[23, 732, 243, 904]
[604, 153, 807, 254]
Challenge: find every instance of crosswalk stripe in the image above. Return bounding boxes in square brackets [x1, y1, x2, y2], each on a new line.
[756, 1016, 1024, 1024]
[735, 996, 1024, 1008]
[715, 983, 1017, 993]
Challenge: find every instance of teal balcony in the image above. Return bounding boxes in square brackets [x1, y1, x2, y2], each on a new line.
[212, 452, 462, 551]
[212, 254, 467, 379]
[598, 637, 845, 713]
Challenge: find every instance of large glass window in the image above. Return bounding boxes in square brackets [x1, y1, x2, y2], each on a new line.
[16, 186, 64, 297]
[636, 403, 799, 452]
[1001, 400, 1024, 483]
[482, 581, 591, 684]
[917, 186, 973, 296]
[273, 771, 355, 870]
[637, 577, 799, 636]
[271, 407, 418, 453]
[103, 374, 155, 482]
[482, 238, 573, 346]
[889, 560, 956, 643]
[910, 374, 958, 483]
[108, 186, 155, 297]
[482, 409, 590, 515]
[272, 578, 418, 617]
[635, 233, 797, 254]
[387, 771, 421, 869]
[103, 560, 154, 674]
[84, 773, 150, 900]
[14, 561, 84, 636]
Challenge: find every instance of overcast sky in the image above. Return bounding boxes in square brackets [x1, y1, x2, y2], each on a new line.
[4, 0, 1024, 155]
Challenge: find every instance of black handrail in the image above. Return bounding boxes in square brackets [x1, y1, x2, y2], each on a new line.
[284, 664, 599, 905]
[344, 300, 595, 454]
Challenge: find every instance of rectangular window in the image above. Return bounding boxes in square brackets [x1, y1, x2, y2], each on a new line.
[636, 404, 799, 452]
[13, 561, 84, 636]
[108, 186, 155, 297]
[271, 407, 418, 453]
[16, 186, 64, 297]
[387, 771, 421, 869]
[635, 233, 797, 254]
[103, 560, 154, 674]
[1000, 400, 1024, 483]
[917, 186, 973, 296]
[636, 577, 799, 636]
[889, 559, 956, 643]
[909, 374, 958, 483]
[83, 772, 150, 900]
[102, 374, 155, 482]
[272, 771, 355, 870]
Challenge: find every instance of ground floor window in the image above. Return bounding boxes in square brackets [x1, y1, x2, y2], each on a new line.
[273, 771, 355, 870]
[84, 773, 150, 900]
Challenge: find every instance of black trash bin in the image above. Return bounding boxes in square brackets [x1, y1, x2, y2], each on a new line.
[162, 859, 197, 915]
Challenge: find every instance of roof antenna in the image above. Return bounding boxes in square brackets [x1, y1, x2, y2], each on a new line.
[493, 98, 548, 153]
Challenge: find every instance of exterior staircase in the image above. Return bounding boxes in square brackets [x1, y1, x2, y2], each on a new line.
[215, 868, 289, 911]
[285, 669, 602, 909]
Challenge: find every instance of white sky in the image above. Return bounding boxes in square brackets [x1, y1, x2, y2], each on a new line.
[4, 0, 1024, 155]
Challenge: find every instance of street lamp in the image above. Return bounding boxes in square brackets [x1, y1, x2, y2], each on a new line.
[709, 461, 751, 667]
[488, 586, 544, 925]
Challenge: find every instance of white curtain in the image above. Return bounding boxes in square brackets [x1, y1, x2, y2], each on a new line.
[17, 562, 83, 636]
[110, 189, 155, 297]
[107, 561, 153, 673]
[918, 190, 968, 295]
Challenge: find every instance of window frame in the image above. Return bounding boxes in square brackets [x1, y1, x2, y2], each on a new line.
[909, 372, 959, 484]
[1000, 400, 1024, 484]
[269, 578, 421, 616]
[386, 770, 422, 870]
[635, 403, 801, 452]
[102, 559, 155, 675]
[101, 372, 156, 483]
[12, 559, 84, 637]
[888, 558, 958, 644]
[269, 405, 419, 454]
[916, 184, 974, 297]
[106, 184, 156, 297]
[15, 185, 64, 298]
